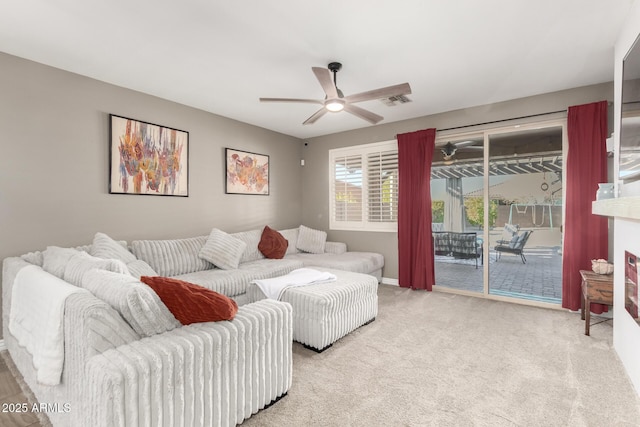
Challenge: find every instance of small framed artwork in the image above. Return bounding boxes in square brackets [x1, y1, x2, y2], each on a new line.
[109, 114, 189, 196]
[225, 148, 269, 195]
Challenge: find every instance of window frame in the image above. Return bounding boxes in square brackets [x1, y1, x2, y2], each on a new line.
[329, 139, 398, 232]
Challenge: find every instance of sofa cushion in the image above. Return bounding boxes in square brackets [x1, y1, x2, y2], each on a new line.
[199, 228, 247, 270]
[258, 226, 288, 259]
[296, 225, 327, 254]
[238, 258, 306, 279]
[324, 241, 347, 255]
[285, 251, 384, 276]
[173, 268, 255, 298]
[90, 232, 137, 263]
[173, 258, 304, 298]
[231, 229, 265, 263]
[42, 246, 81, 278]
[126, 259, 158, 278]
[21, 250, 44, 267]
[131, 236, 212, 276]
[72, 292, 141, 353]
[81, 269, 180, 337]
[140, 276, 238, 324]
[64, 251, 130, 286]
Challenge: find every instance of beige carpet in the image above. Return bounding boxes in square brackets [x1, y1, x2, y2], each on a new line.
[243, 285, 640, 427]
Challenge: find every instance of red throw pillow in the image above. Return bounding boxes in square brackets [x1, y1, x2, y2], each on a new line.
[140, 276, 238, 324]
[258, 225, 288, 259]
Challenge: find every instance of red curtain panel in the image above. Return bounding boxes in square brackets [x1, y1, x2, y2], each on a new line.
[563, 101, 609, 313]
[397, 128, 436, 290]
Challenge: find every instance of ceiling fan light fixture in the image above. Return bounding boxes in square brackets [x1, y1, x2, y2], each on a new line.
[325, 99, 345, 112]
[441, 142, 457, 160]
[260, 62, 410, 125]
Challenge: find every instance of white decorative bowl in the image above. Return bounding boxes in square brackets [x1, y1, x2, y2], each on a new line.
[591, 259, 613, 275]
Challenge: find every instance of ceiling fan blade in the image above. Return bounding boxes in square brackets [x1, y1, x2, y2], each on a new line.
[343, 104, 383, 124]
[260, 97, 323, 104]
[303, 108, 328, 125]
[312, 67, 339, 99]
[345, 82, 411, 104]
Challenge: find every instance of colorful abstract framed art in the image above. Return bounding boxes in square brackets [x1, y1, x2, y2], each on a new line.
[225, 148, 269, 195]
[109, 114, 189, 196]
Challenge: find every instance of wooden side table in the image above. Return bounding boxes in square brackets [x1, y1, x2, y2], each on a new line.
[580, 270, 614, 336]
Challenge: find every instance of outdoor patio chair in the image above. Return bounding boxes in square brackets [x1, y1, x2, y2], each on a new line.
[432, 231, 451, 256]
[494, 230, 533, 264]
[450, 232, 482, 268]
[496, 223, 520, 246]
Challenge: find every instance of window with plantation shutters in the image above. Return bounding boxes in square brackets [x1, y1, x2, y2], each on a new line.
[333, 154, 363, 223]
[367, 150, 398, 223]
[329, 140, 398, 232]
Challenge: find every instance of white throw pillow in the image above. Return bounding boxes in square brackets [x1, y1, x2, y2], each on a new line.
[81, 269, 180, 337]
[296, 225, 327, 254]
[64, 251, 130, 286]
[199, 228, 247, 270]
[279, 228, 301, 255]
[90, 232, 137, 263]
[42, 246, 81, 278]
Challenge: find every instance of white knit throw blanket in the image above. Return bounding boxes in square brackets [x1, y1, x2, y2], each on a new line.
[9, 265, 89, 385]
[253, 268, 337, 300]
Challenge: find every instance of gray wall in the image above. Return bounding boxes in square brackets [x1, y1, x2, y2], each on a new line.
[301, 82, 614, 280]
[0, 51, 615, 291]
[0, 52, 304, 261]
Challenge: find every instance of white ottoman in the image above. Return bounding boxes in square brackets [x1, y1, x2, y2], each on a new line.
[248, 268, 378, 352]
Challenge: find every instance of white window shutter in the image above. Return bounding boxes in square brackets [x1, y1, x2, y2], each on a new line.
[332, 154, 363, 223]
[367, 150, 398, 223]
[329, 140, 398, 232]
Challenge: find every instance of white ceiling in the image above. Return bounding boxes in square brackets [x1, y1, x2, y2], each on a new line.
[0, 0, 635, 139]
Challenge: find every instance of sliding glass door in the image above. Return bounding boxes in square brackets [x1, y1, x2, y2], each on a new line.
[487, 125, 563, 303]
[431, 134, 485, 294]
[432, 121, 565, 306]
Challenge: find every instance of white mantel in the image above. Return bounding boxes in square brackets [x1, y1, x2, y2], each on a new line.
[592, 197, 640, 220]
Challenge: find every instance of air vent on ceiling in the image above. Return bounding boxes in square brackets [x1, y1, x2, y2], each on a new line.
[380, 94, 412, 107]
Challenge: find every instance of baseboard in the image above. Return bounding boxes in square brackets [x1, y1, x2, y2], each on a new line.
[0, 339, 6, 352]
[381, 277, 399, 286]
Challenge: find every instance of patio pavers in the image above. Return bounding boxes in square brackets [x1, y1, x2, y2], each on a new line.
[434, 245, 562, 303]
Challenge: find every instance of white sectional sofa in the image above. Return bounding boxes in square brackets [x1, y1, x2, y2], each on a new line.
[1, 225, 384, 426]
[3, 257, 293, 427]
[128, 226, 384, 305]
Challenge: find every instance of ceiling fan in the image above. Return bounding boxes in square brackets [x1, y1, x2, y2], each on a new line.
[259, 62, 411, 125]
[441, 140, 483, 161]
